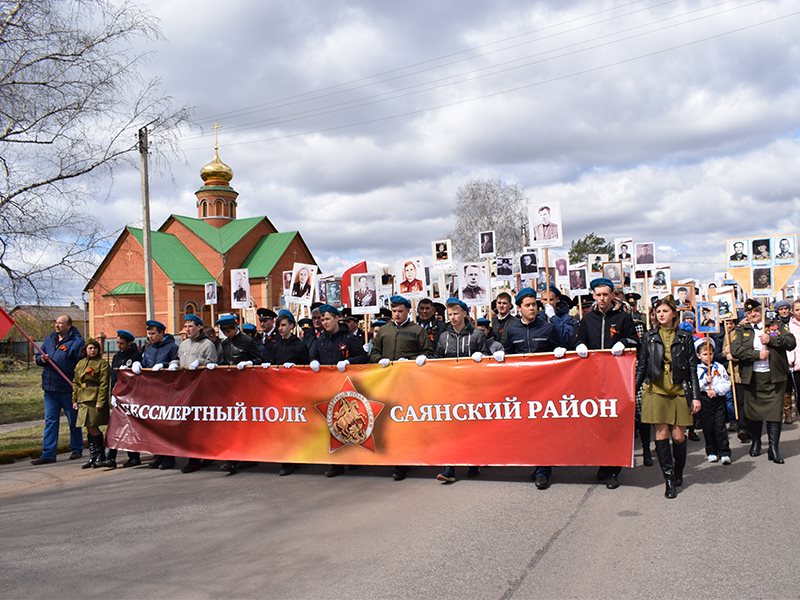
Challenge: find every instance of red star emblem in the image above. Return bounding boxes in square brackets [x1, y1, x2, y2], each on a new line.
[314, 378, 384, 452]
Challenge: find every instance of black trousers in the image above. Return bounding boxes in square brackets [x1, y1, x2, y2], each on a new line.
[700, 392, 730, 457]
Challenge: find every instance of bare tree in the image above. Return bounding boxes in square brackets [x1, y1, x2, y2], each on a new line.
[447, 178, 528, 261]
[0, 0, 190, 304]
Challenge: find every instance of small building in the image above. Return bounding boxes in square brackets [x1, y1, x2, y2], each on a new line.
[85, 146, 316, 336]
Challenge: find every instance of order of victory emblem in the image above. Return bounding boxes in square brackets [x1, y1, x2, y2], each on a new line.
[314, 378, 384, 452]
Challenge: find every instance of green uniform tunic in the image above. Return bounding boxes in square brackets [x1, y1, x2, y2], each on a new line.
[72, 357, 110, 427]
[641, 328, 693, 426]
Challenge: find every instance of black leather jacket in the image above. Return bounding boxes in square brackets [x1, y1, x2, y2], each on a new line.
[635, 327, 701, 403]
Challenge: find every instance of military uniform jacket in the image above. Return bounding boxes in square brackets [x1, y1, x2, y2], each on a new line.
[729, 320, 796, 385]
[72, 357, 110, 408]
[369, 319, 434, 362]
[635, 327, 701, 402]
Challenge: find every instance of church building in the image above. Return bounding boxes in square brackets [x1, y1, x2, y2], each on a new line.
[85, 146, 316, 336]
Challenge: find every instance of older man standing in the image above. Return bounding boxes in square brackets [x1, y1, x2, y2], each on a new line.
[31, 315, 84, 464]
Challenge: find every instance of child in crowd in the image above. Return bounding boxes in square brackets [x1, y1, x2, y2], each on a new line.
[695, 337, 732, 464]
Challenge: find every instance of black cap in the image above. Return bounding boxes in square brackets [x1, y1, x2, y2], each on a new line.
[256, 308, 277, 319]
[744, 298, 761, 311]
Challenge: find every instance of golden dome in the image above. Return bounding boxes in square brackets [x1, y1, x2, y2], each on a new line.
[200, 146, 233, 184]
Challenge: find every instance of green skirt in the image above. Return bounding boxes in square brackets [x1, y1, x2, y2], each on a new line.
[76, 401, 108, 428]
[641, 388, 693, 426]
[744, 371, 784, 422]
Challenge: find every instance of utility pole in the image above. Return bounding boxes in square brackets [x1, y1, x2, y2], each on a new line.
[139, 126, 155, 320]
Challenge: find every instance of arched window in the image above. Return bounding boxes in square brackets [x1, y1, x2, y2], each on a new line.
[215, 199, 223, 216]
[184, 302, 197, 316]
[202, 201, 208, 217]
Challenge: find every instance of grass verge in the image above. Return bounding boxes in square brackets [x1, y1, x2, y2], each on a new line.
[0, 425, 71, 464]
[0, 367, 43, 424]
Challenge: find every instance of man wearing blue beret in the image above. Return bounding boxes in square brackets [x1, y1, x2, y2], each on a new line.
[102, 330, 143, 468]
[575, 277, 639, 490]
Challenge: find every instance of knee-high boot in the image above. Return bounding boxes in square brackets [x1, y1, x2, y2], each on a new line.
[673, 439, 687, 487]
[783, 394, 794, 425]
[92, 433, 106, 468]
[654, 439, 676, 499]
[748, 419, 763, 456]
[639, 423, 653, 466]
[82, 435, 97, 469]
[766, 421, 785, 464]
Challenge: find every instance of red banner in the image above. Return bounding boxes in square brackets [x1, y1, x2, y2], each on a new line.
[108, 352, 635, 467]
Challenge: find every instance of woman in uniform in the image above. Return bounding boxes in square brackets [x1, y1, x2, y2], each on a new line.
[72, 338, 111, 469]
[635, 296, 701, 498]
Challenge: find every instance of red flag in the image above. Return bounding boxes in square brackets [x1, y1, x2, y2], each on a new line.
[340, 261, 368, 308]
[0, 306, 15, 339]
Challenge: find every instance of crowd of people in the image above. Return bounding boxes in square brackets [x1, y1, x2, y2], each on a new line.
[30, 277, 799, 499]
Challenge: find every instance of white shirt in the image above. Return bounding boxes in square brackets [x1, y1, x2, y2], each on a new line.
[752, 323, 770, 373]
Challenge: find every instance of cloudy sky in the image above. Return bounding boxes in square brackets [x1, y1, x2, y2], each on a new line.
[84, 0, 800, 301]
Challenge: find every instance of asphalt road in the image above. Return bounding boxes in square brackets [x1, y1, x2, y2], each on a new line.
[2, 425, 799, 600]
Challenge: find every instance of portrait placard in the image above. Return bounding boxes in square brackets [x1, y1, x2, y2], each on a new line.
[395, 257, 427, 298]
[350, 273, 379, 315]
[282, 271, 293, 294]
[696, 301, 719, 334]
[601, 261, 622, 287]
[204, 282, 217, 306]
[568, 264, 589, 295]
[589, 254, 608, 274]
[478, 230, 496, 258]
[495, 256, 514, 280]
[432, 239, 453, 268]
[519, 252, 538, 275]
[288, 263, 318, 306]
[459, 262, 491, 307]
[230, 268, 250, 309]
[672, 281, 695, 311]
[711, 290, 735, 321]
[634, 242, 655, 269]
[750, 238, 771, 266]
[324, 279, 342, 308]
[726, 238, 749, 268]
[752, 266, 773, 296]
[773, 235, 797, 266]
[650, 267, 671, 297]
[528, 200, 563, 248]
[614, 238, 634, 264]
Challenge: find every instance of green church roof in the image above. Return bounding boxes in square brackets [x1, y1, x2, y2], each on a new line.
[171, 215, 264, 253]
[106, 281, 145, 296]
[127, 228, 214, 285]
[240, 232, 298, 278]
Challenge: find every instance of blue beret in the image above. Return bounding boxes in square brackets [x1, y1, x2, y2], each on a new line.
[318, 303, 340, 316]
[241, 323, 257, 334]
[116, 329, 135, 342]
[476, 318, 490, 326]
[389, 295, 411, 308]
[277, 309, 295, 324]
[298, 318, 313, 328]
[145, 319, 166, 331]
[372, 319, 386, 327]
[589, 277, 614, 291]
[216, 314, 237, 327]
[184, 314, 203, 326]
[515, 287, 537, 305]
[445, 297, 468, 311]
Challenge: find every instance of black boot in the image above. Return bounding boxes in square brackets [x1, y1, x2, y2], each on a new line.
[766, 421, 785, 464]
[92, 434, 106, 468]
[82, 435, 97, 469]
[673, 439, 687, 487]
[640, 423, 653, 466]
[748, 420, 763, 457]
[654, 439, 677, 499]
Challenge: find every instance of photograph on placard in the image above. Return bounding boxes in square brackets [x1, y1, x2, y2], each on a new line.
[350, 273, 378, 315]
[316, 276, 329, 303]
[711, 290, 735, 321]
[431, 276, 442, 300]
[601, 261, 622, 287]
[696, 301, 720, 334]
[651, 268, 671, 295]
[205, 282, 217, 306]
[231, 268, 251, 309]
[443, 272, 458, 298]
[395, 257, 427, 297]
[282, 271, 293, 294]
[519, 251, 538, 274]
[634, 242, 655, 268]
[495, 256, 514, 280]
[460, 263, 490, 306]
[537, 266, 556, 289]
[773, 235, 796, 265]
[432, 239, 453, 268]
[528, 201, 562, 248]
[615, 238, 634, 263]
[672, 281, 695, 311]
[727, 239, 749, 268]
[568, 265, 589, 295]
[751, 238, 771, 265]
[288, 263, 318, 305]
[325, 279, 342, 307]
[554, 257, 568, 278]
[478, 230, 496, 257]
[752, 267, 773, 296]
[589, 254, 608, 274]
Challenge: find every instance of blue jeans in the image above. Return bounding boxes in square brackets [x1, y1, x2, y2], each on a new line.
[42, 390, 83, 459]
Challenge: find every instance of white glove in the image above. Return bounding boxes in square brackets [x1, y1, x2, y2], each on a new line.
[337, 360, 349, 372]
[310, 360, 321, 372]
[379, 358, 391, 368]
[261, 362, 272, 369]
[188, 359, 200, 370]
[493, 350, 505, 363]
[576, 344, 589, 358]
[206, 362, 217, 370]
[167, 363, 178, 371]
[611, 341, 626, 357]
[416, 355, 427, 367]
[471, 352, 483, 363]
[118, 365, 128, 371]
[237, 360, 253, 370]
[554, 347, 566, 359]
[283, 362, 295, 369]
[544, 304, 556, 319]
[397, 357, 408, 362]
[110, 395, 118, 408]
[151, 363, 163, 372]
[363, 343, 370, 352]
[131, 361, 142, 375]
